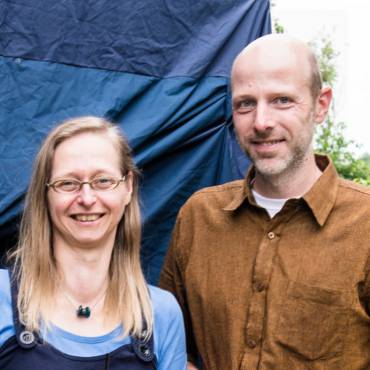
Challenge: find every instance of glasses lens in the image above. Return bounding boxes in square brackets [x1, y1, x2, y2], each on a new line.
[92, 177, 118, 191]
[54, 179, 80, 193]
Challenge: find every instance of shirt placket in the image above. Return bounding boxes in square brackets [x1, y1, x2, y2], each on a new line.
[240, 217, 283, 370]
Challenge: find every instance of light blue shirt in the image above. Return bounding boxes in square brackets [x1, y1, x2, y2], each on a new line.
[0, 269, 186, 370]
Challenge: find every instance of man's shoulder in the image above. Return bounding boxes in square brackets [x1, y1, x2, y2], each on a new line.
[183, 179, 245, 210]
[338, 177, 370, 199]
[192, 179, 245, 198]
[335, 178, 370, 222]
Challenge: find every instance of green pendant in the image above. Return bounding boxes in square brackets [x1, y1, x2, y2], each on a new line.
[77, 305, 91, 318]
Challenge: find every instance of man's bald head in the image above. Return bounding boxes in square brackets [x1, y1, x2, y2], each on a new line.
[231, 34, 322, 99]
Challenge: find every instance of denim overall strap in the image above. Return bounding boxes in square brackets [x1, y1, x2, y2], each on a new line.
[131, 326, 157, 367]
[8, 268, 38, 349]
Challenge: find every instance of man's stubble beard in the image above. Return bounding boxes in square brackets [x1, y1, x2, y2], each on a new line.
[239, 112, 316, 178]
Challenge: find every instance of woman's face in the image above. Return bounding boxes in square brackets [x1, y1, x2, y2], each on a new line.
[47, 132, 133, 251]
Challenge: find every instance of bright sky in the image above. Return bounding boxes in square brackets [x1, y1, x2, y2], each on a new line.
[272, 0, 370, 155]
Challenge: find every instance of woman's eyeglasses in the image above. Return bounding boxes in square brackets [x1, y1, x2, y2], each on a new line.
[47, 176, 126, 194]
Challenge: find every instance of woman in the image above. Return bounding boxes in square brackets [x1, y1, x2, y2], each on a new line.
[0, 116, 186, 369]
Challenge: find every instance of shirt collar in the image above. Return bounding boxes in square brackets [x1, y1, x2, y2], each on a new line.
[302, 155, 338, 226]
[223, 154, 339, 227]
[222, 166, 256, 211]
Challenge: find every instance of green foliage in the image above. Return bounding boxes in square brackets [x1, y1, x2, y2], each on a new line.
[315, 118, 370, 185]
[273, 19, 284, 34]
[271, 1, 284, 34]
[314, 38, 338, 85]
[360, 153, 370, 168]
[272, 10, 370, 184]
[311, 37, 370, 185]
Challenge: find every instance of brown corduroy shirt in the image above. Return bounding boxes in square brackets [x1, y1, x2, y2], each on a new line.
[160, 155, 370, 370]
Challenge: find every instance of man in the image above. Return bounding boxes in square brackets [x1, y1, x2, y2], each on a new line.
[159, 34, 370, 370]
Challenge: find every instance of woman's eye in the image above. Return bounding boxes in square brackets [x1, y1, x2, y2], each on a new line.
[94, 177, 116, 189]
[56, 180, 79, 191]
[97, 178, 111, 183]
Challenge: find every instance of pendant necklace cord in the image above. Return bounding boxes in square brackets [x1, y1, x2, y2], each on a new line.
[61, 287, 107, 318]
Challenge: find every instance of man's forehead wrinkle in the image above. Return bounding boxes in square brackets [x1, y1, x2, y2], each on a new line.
[232, 66, 312, 102]
[232, 66, 310, 95]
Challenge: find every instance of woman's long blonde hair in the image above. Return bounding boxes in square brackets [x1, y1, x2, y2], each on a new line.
[10, 116, 153, 339]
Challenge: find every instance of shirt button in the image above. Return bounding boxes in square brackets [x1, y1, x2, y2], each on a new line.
[247, 338, 257, 348]
[255, 282, 265, 292]
[267, 231, 275, 239]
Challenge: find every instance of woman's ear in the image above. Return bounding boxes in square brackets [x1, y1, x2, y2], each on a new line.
[123, 171, 134, 205]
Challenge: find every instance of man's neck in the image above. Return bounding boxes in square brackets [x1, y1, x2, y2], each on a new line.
[252, 156, 322, 199]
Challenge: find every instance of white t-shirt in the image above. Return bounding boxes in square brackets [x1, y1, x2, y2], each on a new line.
[252, 189, 288, 218]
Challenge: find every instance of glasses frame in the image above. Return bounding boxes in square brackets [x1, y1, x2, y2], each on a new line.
[46, 175, 126, 194]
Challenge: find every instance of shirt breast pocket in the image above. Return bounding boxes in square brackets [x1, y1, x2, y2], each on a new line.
[275, 280, 348, 361]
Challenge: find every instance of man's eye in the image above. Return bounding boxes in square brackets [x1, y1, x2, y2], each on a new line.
[274, 96, 291, 105]
[234, 100, 256, 112]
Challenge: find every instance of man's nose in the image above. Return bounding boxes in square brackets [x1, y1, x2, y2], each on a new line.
[254, 103, 275, 132]
[77, 184, 97, 206]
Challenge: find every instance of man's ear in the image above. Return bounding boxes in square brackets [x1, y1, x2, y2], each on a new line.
[314, 87, 332, 124]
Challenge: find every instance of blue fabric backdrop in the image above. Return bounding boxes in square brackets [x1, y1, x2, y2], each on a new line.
[0, 0, 271, 283]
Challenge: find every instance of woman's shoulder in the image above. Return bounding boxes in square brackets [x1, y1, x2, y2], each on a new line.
[0, 268, 11, 301]
[0, 268, 15, 347]
[148, 284, 185, 341]
[148, 285, 186, 370]
[148, 285, 182, 317]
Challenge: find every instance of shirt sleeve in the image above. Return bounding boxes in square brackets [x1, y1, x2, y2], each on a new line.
[0, 269, 16, 348]
[150, 286, 187, 370]
[158, 211, 199, 364]
[359, 253, 370, 317]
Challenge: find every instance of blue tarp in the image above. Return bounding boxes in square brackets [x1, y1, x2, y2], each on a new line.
[0, 0, 271, 283]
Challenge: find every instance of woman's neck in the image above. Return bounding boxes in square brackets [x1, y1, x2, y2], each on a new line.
[50, 242, 117, 336]
[54, 241, 112, 304]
